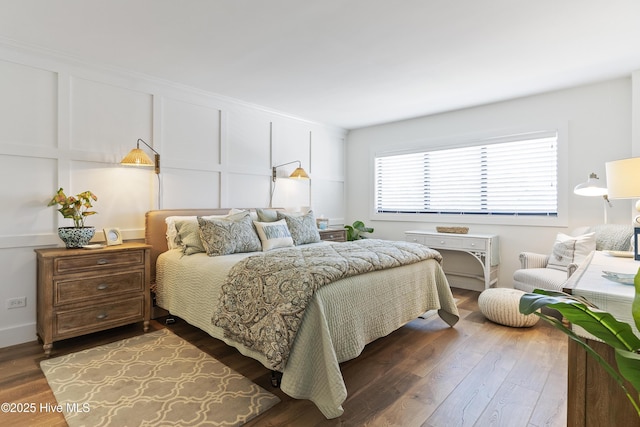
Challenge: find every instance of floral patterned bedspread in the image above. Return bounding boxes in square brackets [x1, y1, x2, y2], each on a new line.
[212, 239, 442, 371]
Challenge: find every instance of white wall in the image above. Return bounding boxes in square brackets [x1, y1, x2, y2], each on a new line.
[0, 43, 346, 348]
[346, 78, 635, 290]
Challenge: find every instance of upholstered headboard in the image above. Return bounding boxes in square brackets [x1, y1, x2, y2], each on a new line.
[145, 208, 232, 282]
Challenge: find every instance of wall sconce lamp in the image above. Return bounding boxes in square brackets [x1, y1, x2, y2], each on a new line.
[605, 157, 640, 260]
[574, 172, 612, 223]
[269, 160, 310, 207]
[121, 138, 160, 174]
[272, 160, 309, 182]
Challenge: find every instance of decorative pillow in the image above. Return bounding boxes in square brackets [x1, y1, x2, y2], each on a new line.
[256, 208, 279, 222]
[253, 219, 294, 251]
[165, 216, 196, 249]
[173, 214, 235, 255]
[586, 224, 634, 251]
[547, 232, 596, 272]
[167, 209, 246, 255]
[276, 210, 321, 245]
[197, 211, 262, 256]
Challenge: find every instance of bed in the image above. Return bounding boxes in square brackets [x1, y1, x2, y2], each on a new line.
[145, 208, 459, 419]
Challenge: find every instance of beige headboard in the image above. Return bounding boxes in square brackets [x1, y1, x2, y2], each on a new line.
[145, 208, 232, 282]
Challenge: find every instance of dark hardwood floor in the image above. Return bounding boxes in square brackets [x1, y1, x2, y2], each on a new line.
[0, 288, 567, 426]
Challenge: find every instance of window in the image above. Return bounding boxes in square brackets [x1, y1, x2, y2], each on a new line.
[374, 131, 558, 217]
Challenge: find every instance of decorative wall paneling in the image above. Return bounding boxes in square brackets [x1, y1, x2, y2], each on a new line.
[0, 44, 346, 347]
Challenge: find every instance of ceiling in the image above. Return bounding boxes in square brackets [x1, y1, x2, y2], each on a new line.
[1, 0, 640, 130]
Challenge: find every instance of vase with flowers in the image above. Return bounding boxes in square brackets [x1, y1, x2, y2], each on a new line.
[48, 188, 98, 248]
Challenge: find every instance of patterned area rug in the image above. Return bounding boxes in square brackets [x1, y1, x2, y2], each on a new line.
[40, 329, 280, 427]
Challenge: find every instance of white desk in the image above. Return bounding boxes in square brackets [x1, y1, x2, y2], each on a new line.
[405, 230, 499, 289]
[563, 251, 640, 338]
[562, 251, 640, 426]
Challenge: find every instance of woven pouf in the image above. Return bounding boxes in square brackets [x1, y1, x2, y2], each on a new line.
[478, 288, 539, 327]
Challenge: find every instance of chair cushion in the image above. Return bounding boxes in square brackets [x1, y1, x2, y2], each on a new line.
[513, 267, 568, 293]
[478, 288, 539, 327]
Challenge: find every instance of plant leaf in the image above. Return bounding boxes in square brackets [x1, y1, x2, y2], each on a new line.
[352, 220, 365, 229]
[537, 311, 640, 414]
[520, 291, 640, 352]
[633, 267, 640, 332]
[616, 348, 640, 393]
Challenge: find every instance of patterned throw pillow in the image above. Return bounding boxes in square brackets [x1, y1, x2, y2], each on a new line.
[197, 211, 262, 256]
[546, 232, 596, 272]
[276, 210, 321, 246]
[168, 209, 247, 255]
[173, 215, 227, 255]
[253, 219, 294, 251]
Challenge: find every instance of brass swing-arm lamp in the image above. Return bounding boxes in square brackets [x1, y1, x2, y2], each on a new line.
[269, 160, 310, 207]
[272, 160, 309, 182]
[121, 138, 160, 174]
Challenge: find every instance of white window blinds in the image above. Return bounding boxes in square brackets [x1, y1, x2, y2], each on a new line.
[374, 132, 558, 216]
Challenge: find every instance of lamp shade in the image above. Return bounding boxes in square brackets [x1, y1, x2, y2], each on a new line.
[574, 173, 608, 196]
[289, 167, 309, 179]
[605, 157, 640, 199]
[121, 148, 154, 167]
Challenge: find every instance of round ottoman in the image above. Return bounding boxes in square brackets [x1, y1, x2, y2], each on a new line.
[478, 288, 539, 327]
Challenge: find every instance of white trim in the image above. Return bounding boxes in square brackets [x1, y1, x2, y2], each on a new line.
[0, 322, 36, 348]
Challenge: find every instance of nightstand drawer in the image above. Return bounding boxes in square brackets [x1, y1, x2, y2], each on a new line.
[319, 229, 346, 242]
[54, 271, 144, 305]
[54, 250, 144, 274]
[54, 296, 145, 337]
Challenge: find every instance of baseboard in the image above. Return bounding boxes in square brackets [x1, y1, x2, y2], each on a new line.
[0, 322, 37, 349]
[447, 277, 484, 292]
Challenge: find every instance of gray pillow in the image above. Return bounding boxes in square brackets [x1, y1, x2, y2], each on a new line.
[197, 211, 261, 256]
[256, 208, 279, 222]
[276, 210, 321, 245]
[174, 214, 227, 255]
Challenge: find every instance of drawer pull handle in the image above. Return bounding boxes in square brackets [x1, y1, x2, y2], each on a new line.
[97, 258, 109, 265]
[440, 240, 445, 244]
[97, 283, 109, 290]
[96, 313, 108, 320]
[470, 243, 476, 246]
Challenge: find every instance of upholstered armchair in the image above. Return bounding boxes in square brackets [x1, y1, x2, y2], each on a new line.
[513, 224, 634, 293]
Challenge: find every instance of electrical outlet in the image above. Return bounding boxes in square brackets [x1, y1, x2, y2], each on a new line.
[6, 297, 26, 309]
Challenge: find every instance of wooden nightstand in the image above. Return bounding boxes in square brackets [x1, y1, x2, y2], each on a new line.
[35, 242, 151, 356]
[319, 228, 346, 242]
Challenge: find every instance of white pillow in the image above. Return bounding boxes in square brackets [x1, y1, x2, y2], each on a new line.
[547, 232, 596, 272]
[253, 219, 294, 251]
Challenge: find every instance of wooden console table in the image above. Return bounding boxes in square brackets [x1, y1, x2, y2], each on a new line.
[405, 230, 499, 289]
[563, 251, 640, 426]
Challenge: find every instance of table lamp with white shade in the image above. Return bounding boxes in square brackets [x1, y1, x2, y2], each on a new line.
[605, 156, 640, 260]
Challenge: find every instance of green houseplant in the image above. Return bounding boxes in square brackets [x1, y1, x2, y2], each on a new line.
[344, 220, 374, 241]
[519, 268, 640, 417]
[48, 188, 98, 248]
